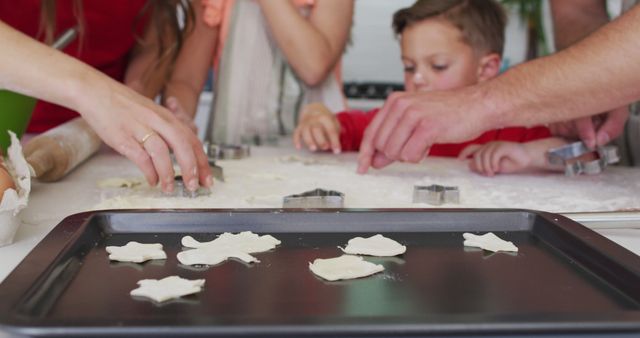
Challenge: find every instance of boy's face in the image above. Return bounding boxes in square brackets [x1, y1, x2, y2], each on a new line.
[400, 19, 492, 93]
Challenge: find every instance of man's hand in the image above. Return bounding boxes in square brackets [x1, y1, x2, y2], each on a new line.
[357, 89, 490, 173]
[549, 106, 629, 148]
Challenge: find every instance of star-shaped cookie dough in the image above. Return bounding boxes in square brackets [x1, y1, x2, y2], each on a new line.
[106, 242, 167, 263]
[130, 276, 205, 303]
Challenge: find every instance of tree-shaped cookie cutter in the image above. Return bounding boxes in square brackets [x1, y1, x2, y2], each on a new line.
[283, 188, 344, 208]
[413, 185, 460, 206]
[546, 141, 620, 176]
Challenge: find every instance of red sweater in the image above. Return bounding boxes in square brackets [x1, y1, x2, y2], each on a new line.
[337, 108, 551, 157]
[0, 0, 148, 133]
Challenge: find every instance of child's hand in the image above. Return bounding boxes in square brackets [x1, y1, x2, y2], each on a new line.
[165, 96, 198, 134]
[293, 103, 342, 153]
[458, 142, 532, 176]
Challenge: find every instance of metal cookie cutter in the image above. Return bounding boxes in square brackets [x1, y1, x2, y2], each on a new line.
[283, 188, 344, 208]
[413, 185, 460, 206]
[547, 141, 620, 176]
[173, 175, 211, 198]
[204, 142, 251, 160]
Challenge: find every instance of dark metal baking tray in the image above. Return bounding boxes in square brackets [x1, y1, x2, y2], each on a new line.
[0, 209, 639, 337]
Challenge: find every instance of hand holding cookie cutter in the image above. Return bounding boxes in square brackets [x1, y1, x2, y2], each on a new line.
[283, 188, 344, 208]
[413, 185, 460, 206]
[173, 175, 211, 198]
[546, 141, 619, 176]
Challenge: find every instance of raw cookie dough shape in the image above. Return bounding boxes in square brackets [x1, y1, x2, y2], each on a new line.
[130, 276, 205, 303]
[463, 232, 518, 253]
[340, 234, 406, 257]
[106, 242, 167, 263]
[309, 255, 385, 282]
[177, 246, 258, 266]
[182, 231, 281, 253]
[178, 231, 281, 266]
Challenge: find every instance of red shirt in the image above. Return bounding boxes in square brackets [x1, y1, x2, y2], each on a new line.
[0, 0, 148, 132]
[337, 108, 551, 157]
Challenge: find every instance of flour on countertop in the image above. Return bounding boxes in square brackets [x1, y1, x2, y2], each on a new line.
[93, 150, 640, 212]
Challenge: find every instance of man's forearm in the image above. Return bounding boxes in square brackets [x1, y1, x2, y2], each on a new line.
[482, 5, 640, 128]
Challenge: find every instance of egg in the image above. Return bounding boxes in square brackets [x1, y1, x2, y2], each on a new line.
[0, 162, 16, 200]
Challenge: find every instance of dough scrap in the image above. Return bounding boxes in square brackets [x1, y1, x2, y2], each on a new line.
[130, 276, 205, 303]
[178, 231, 280, 266]
[463, 232, 518, 253]
[340, 234, 406, 257]
[106, 242, 167, 263]
[309, 255, 384, 281]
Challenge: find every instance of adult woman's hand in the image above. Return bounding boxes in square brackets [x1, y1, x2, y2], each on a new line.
[0, 21, 212, 193]
[76, 72, 212, 193]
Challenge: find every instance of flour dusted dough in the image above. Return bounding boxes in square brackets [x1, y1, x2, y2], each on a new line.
[340, 234, 406, 257]
[463, 232, 518, 253]
[130, 276, 205, 303]
[178, 231, 281, 266]
[309, 255, 384, 281]
[106, 242, 167, 263]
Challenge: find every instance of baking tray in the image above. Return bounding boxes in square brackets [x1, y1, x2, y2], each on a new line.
[0, 209, 639, 337]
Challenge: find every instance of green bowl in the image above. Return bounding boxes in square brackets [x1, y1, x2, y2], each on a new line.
[0, 90, 36, 152]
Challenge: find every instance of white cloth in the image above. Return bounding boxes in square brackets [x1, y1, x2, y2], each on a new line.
[207, 0, 346, 145]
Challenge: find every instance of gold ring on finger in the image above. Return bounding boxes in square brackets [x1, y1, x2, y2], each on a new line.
[139, 131, 157, 145]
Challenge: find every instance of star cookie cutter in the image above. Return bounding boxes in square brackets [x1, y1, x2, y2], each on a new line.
[547, 141, 619, 176]
[283, 188, 344, 208]
[413, 184, 460, 206]
[173, 175, 211, 198]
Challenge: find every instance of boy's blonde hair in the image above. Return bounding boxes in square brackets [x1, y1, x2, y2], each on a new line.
[393, 0, 507, 56]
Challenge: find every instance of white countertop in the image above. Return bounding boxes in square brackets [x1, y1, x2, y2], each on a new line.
[2, 145, 640, 283]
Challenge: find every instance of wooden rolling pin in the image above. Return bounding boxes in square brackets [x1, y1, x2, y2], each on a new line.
[24, 118, 101, 182]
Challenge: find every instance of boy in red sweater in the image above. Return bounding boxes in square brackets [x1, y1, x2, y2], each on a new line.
[293, 0, 566, 176]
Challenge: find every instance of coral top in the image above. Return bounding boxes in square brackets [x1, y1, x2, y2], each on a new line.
[337, 108, 552, 157]
[0, 0, 148, 132]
